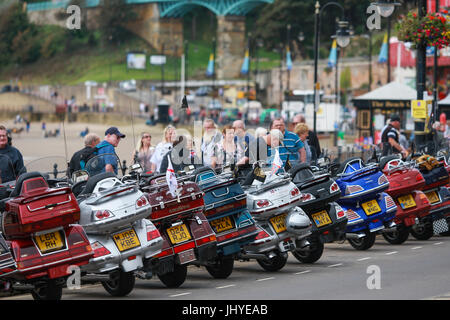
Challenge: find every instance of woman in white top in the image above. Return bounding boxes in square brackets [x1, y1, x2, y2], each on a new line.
[133, 132, 155, 173]
[150, 125, 177, 173]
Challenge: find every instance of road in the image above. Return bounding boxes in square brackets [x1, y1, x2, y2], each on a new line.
[3, 234, 449, 301]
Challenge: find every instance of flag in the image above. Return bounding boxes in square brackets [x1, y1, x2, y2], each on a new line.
[286, 46, 292, 71]
[270, 148, 283, 176]
[166, 156, 178, 197]
[378, 33, 388, 63]
[327, 40, 337, 68]
[241, 48, 250, 75]
[206, 53, 214, 77]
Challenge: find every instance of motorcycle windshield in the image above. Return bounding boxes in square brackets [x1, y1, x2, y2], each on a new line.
[85, 153, 121, 178]
[20, 156, 68, 180]
[0, 154, 16, 184]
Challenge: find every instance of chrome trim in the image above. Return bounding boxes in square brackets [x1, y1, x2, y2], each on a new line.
[26, 195, 72, 212]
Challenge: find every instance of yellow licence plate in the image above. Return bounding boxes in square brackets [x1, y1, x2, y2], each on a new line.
[270, 213, 287, 234]
[166, 224, 192, 245]
[361, 200, 381, 216]
[113, 229, 141, 252]
[311, 210, 332, 227]
[34, 231, 65, 254]
[425, 191, 440, 204]
[210, 216, 234, 234]
[397, 194, 416, 209]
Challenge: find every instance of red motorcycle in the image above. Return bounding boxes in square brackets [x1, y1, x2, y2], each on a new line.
[0, 171, 93, 300]
[139, 173, 217, 288]
[379, 156, 431, 244]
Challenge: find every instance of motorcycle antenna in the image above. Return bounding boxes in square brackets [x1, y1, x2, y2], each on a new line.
[129, 101, 137, 164]
[60, 114, 70, 178]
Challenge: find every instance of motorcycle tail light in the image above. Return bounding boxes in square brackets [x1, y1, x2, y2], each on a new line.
[300, 193, 316, 202]
[196, 235, 217, 246]
[419, 193, 429, 205]
[378, 174, 388, 185]
[255, 229, 270, 240]
[330, 182, 340, 193]
[135, 195, 148, 209]
[146, 223, 161, 241]
[335, 204, 346, 219]
[255, 200, 271, 208]
[345, 185, 364, 195]
[416, 174, 424, 182]
[94, 210, 113, 220]
[385, 195, 396, 208]
[290, 188, 300, 197]
[91, 241, 111, 258]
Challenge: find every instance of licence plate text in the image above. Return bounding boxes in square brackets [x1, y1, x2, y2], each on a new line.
[311, 210, 332, 227]
[167, 224, 192, 245]
[34, 231, 65, 254]
[210, 216, 234, 233]
[361, 200, 381, 216]
[270, 213, 288, 233]
[398, 194, 416, 209]
[113, 229, 141, 252]
[425, 191, 440, 204]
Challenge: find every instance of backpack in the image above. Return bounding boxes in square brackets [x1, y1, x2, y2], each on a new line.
[79, 142, 108, 170]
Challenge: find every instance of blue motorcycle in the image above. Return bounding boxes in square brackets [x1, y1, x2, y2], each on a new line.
[332, 157, 397, 250]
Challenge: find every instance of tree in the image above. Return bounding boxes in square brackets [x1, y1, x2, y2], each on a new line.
[97, 0, 137, 43]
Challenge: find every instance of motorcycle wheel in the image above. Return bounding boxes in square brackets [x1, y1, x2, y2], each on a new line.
[382, 226, 410, 245]
[256, 253, 288, 272]
[205, 256, 234, 279]
[157, 264, 187, 288]
[291, 239, 324, 264]
[102, 270, 135, 297]
[348, 232, 376, 250]
[410, 220, 433, 240]
[31, 280, 63, 300]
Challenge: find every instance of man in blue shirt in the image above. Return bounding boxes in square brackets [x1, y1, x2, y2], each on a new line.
[269, 118, 305, 166]
[96, 127, 126, 174]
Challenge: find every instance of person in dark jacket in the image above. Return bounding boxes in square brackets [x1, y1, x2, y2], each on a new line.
[0, 125, 25, 183]
[69, 133, 101, 175]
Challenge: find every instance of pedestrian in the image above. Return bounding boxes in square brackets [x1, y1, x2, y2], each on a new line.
[160, 135, 201, 173]
[201, 119, 222, 168]
[232, 120, 254, 165]
[294, 123, 312, 164]
[291, 114, 321, 160]
[25, 120, 30, 133]
[270, 117, 305, 166]
[133, 132, 155, 173]
[150, 125, 177, 173]
[214, 125, 238, 168]
[0, 125, 25, 183]
[381, 114, 408, 158]
[96, 127, 126, 174]
[68, 133, 101, 175]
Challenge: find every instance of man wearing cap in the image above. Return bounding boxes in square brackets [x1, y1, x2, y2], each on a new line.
[381, 114, 408, 157]
[97, 127, 126, 174]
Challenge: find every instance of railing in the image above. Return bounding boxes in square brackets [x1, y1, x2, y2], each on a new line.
[26, 0, 100, 12]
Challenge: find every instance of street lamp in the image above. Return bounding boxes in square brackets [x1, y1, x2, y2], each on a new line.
[313, 1, 351, 135]
[372, 0, 401, 18]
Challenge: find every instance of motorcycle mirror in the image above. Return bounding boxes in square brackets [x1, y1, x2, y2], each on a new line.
[129, 163, 143, 174]
[72, 170, 89, 183]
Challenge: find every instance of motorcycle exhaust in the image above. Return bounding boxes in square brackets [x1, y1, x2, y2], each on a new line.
[296, 238, 310, 249]
[382, 221, 398, 232]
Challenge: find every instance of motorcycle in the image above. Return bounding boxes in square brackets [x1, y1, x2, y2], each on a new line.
[71, 153, 163, 297]
[0, 156, 94, 300]
[236, 163, 312, 272]
[136, 169, 218, 288]
[379, 155, 432, 244]
[409, 154, 450, 239]
[187, 166, 259, 278]
[332, 157, 397, 250]
[288, 160, 347, 263]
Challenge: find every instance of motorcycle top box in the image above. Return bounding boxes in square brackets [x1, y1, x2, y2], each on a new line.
[380, 156, 427, 198]
[191, 167, 258, 256]
[2, 172, 80, 239]
[289, 163, 342, 213]
[333, 157, 390, 204]
[415, 155, 450, 191]
[76, 172, 153, 235]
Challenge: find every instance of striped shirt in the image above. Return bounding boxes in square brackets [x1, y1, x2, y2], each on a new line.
[268, 130, 304, 166]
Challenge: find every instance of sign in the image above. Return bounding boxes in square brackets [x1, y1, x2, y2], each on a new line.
[150, 55, 167, 65]
[411, 100, 427, 119]
[126, 52, 146, 70]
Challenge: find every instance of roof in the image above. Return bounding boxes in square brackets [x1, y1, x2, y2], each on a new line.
[353, 82, 417, 101]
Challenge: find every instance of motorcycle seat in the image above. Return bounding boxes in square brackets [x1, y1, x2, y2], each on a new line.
[9, 171, 46, 198]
